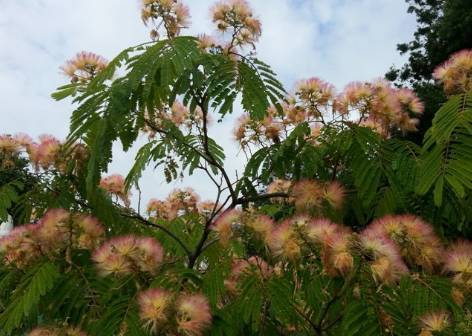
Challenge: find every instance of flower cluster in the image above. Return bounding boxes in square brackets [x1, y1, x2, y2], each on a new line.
[234, 77, 424, 147]
[0, 133, 30, 154]
[28, 326, 87, 336]
[141, 0, 190, 39]
[92, 235, 164, 276]
[61, 51, 108, 82]
[143, 101, 208, 136]
[363, 215, 443, 271]
[336, 79, 424, 134]
[290, 179, 346, 212]
[210, 0, 262, 52]
[444, 240, 472, 289]
[212, 208, 242, 245]
[138, 289, 211, 336]
[0, 209, 104, 268]
[213, 210, 471, 285]
[0, 133, 87, 172]
[268, 219, 301, 259]
[419, 310, 450, 336]
[306, 219, 354, 276]
[147, 188, 217, 222]
[233, 112, 282, 146]
[266, 179, 292, 202]
[99, 174, 131, 207]
[433, 49, 472, 95]
[224, 256, 272, 293]
[359, 231, 409, 284]
[296, 77, 336, 118]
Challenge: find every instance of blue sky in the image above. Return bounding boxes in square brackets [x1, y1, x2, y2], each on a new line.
[0, 0, 417, 208]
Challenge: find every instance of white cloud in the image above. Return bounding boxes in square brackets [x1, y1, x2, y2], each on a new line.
[0, 0, 416, 209]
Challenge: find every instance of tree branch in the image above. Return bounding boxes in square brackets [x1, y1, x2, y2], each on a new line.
[121, 212, 192, 257]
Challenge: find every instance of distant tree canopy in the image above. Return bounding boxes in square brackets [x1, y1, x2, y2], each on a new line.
[386, 0, 472, 142]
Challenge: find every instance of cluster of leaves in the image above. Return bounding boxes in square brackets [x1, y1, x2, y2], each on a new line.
[1, 0, 472, 335]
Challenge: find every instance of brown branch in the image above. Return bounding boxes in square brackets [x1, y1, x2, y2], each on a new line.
[234, 192, 290, 206]
[122, 213, 192, 257]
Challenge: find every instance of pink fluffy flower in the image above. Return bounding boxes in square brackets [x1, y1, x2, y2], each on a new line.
[269, 220, 301, 259]
[225, 256, 272, 293]
[359, 231, 408, 284]
[61, 51, 108, 82]
[306, 218, 340, 244]
[211, 0, 261, 50]
[246, 214, 275, 242]
[138, 288, 173, 332]
[365, 215, 443, 271]
[290, 180, 323, 212]
[419, 310, 450, 334]
[176, 293, 212, 336]
[26, 135, 62, 170]
[73, 214, 104, 249]
[99, 174, 130, 206]
[296, 77, 335, 116]
[212, 208, 241, 246]
[433, 49, 472, 95]
[323, 181, 345, 209]
[92, 235, 164, 276]
[0, 134, 22, 153]
[266, 179, 292, 203]
[141, 0, 190, 38]
[167, 187, 200, 214]
[147, 198, 178, 221]
[444, 240, 472, 288]
[0, 224, 42, 267]
[28, 326, 87, 336]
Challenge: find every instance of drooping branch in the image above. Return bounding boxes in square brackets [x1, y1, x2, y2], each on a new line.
[121, 212, 192, 257]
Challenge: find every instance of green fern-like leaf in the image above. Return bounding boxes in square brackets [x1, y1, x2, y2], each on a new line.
[0, 262, 60, 334]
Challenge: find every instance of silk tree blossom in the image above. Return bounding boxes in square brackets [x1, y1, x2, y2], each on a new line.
[99, 174, 131, 207]
[147, 198, 178, 221]
[269, 220, 301, 259]
[266, 179, 291, 203]
[0, 133, 88, 173]
[224, 256, 272, 293]
[211, 0, 261, 51]
[323, 181, 346, 209]
[0, 134, 22, 153]
[0, 224, 42, 268]
[359, 231, 408, 284]
[61, 51, 108, 82]
[197, 200, 217, 217]
[364, 215, 443, 271]
[433, 49, 472, 95]
[212, 208, 242, 246]
[197, 34, 217, 51]
[290, 180, 323, 212]
[305, 218, 354, 276]
[419, 310, 450, 335]
[167, 187, 200, 213]
[138, 288, 173, 332]
[27, 134, 62, 170]
[0, 209, 104, 268]
[28, 326, 87, 336]
[92, 235, 164, 276]
[444, 241, 472, 288]
[176, 294, 212, 336]
[141, 0, 190, 39]
[245, 214, 275, 242]
[143, 101, 209, 137]
[295, 77, 336, 117]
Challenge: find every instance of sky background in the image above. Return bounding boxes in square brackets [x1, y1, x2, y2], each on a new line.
[0, 0, 417, 209]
